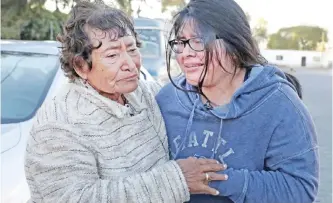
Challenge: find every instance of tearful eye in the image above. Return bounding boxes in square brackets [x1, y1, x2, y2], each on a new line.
[173, 40, 184, 45]
[107, 54, 117, 59]
[128, 48, 137, 53]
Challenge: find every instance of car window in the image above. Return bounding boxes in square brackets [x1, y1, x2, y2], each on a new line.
[136, 29, 161, 58]
[1, 51, 59, 124]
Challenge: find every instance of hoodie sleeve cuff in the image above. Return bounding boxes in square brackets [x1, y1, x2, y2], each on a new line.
[209, 168, 249, 203]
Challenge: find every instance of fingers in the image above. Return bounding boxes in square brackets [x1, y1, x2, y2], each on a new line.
[196, 158, 227, 171]
[198, 184, 220, 196]
[202, 172, 228, 183]
[207, 172, 228, 181]
[203, 172, 210, 182]
[200, 163, 226, 172]
[197, 158, 219, 165]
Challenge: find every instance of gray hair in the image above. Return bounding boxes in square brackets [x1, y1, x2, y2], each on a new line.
[57, 1, 141, 80]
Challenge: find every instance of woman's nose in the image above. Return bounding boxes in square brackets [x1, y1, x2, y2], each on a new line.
[182, 43, 196, 57]
[120, 52, 136, 71]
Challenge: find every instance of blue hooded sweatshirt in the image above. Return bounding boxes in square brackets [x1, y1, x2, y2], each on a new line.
[156, 65, 319, 203]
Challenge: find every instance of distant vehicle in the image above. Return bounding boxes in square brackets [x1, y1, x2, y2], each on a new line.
[134, 18, 168, 78]
[0, 40, 154, 203]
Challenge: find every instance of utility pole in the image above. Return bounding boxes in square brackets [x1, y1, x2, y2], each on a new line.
[50, 22, 54, 40]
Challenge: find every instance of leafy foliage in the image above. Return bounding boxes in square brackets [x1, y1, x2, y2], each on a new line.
[1, 0, 68, 40]
[161, 0, 186, 12]
[114, 0, 133, 15]
[252, 18, 268, 45]
[267, 26, 328, 51]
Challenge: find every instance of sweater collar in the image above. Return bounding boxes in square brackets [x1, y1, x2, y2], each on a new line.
[67, 78, 147, 118]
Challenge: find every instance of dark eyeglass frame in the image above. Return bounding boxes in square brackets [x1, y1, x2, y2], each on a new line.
[168, 37, 205, 54]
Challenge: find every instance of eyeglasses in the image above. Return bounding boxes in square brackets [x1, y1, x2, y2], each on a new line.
[168, 37, 205, 54]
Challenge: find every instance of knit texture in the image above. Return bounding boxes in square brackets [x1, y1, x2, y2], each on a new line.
[25, 79, 190, 203]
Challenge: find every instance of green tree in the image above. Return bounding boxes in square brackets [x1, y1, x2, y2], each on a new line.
[267, 26, 328, 50]
[54, 0, 73, 11]
[267, 33, 299, 50]
[1, 0, 68, 40]
[19, 5, 67, 40]
[316, 32, 327, 51]
[161, 0, 186, 12]
[252, 18, 268, 45]
[1, 0, 30, 12]
[245, 12, 251, 22]
[114, 0, 148, 16]
[115, 0, 133, 15]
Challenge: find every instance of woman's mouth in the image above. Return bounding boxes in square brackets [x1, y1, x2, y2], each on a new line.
[184, 63, 204, 71]
[122, 74, 138, 81]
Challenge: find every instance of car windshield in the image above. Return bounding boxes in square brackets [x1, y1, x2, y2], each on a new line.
[1, 51, 59, 124]
[136, 28, 161, 58]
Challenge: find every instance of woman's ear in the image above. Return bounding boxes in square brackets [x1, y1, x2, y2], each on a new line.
[73, 55, 90, 80]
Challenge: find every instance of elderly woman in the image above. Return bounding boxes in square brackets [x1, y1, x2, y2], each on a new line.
[24, 1, 228, 203]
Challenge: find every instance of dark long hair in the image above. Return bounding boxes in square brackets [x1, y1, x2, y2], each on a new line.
[166, 0, 302, 99]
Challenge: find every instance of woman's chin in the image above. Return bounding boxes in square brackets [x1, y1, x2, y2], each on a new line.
[184, 73, 201, 86]
[121, 81, 139, 94]
[102, 80, 139, 95]
[185, 78, 200, 86]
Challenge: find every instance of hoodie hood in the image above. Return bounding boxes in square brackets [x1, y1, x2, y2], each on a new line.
[156, 63, 317, 203]
[175, 65, 296, 119]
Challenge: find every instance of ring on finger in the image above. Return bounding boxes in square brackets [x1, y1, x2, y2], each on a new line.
[205, 173, 210, 181]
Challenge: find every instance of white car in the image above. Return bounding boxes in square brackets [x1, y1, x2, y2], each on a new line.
[134, 18, 182, 84]
[1, 40, 154, 203]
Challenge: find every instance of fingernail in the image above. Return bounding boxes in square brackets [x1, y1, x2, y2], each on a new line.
[215, 191, 220, 195]
[223, 164, 227, 169]
[224, 174, 229, 180]
[216, 160, 219, 164]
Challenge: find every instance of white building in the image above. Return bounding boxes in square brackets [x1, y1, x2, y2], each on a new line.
[261, 49, 323, 68]
[320, 31, 333, 68]
[321, 48, 333, 68]
[261, 30, 333, 69]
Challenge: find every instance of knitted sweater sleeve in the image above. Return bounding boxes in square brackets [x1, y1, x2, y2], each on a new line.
[144, 80, 163, 96]
[25, 123, 190, 203]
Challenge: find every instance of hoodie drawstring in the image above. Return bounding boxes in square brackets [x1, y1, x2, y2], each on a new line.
[173, 97, 200, 159]
[210, 119, 224, 159]
[172, 95, 225, 160]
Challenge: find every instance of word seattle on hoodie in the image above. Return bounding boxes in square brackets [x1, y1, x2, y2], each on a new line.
[156, 65, 319, 203]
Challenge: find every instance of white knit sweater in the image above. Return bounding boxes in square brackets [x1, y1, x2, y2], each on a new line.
[24, 79, 190, 203]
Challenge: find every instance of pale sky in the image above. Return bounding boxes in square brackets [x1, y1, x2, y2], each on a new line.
[234, 0, 332, 34]
[45, 0, 332, 37]
[134, 0, 332, 34]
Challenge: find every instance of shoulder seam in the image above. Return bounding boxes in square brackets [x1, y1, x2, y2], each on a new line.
[277, 84, 308, 140]
[240, 83, 281, 117]
[269, 146, 318, 168]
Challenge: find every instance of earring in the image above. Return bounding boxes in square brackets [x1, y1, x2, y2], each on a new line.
[83, 78, 89, 89]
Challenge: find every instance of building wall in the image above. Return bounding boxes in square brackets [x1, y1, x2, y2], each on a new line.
[261, 49, 323, 68]
[321, 47, 333, 68]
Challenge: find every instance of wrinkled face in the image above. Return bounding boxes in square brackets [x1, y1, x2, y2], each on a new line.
[76, 27, 141, 94]
[174, 21, 234, 87]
